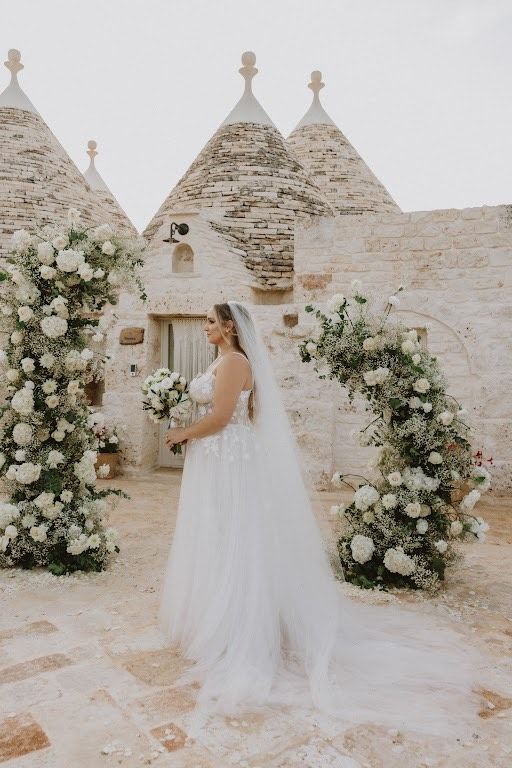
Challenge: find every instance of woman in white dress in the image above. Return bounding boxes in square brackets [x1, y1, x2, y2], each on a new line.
[159, 301, 478, 737]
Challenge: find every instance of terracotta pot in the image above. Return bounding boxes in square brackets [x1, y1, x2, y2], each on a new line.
[95, 452, 120, 479]
[450, 480, 472, 504]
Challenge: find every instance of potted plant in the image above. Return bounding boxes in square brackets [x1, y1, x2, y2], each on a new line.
[89, 412, 124, 479]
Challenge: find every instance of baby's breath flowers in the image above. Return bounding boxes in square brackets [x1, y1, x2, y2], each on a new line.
[301, 283, 491, 590]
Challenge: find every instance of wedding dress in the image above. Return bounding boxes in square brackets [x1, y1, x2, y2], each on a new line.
[159, 302, 480, 739]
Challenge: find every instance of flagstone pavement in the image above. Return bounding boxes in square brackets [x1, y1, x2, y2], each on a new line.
[0, 470, 511, 767]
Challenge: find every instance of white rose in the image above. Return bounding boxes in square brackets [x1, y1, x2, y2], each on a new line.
[93, 269, 105, 279]
[437, 411, 454, 426]
[34, 491, 55, 509]
[428, 451, 443, 465]
[91, 223, 113, 243]
[387, 471, 402, 487]
[78, 263, 94, 282]
[15, 462, 42, 484]
[416, 519, 428, 534]
[460, 489, 481, 511]
[52, 234, 68, 249]
[412, 354, 421, 365]
[21, 357, 35, 373]
[363, 370, 377, 386]
[382, 493, 397, 510]
[45, 395, 59, 408]
[10, 330, 24, 345]
[413, 378, 430, 394]
[18, 305, 33, 322]
[39, 265, 57, 280]
[37, 242, 55, 264]
[422, 402, 433, 413]
[362, 510, 375, 524]
[47, 450, 65, 469]
[40, 315, 68, 338]
[434, 540, 448, 554]
[4, 524, 18, 539]
[67, 380, 81, 394]
[6, 369, 19, 382]
[350, 534, 375, 564]
[363, 337, 378, 352]
[14, 449, 26, 462]
[101, 241, 116, 256]
[12, 422, 33, 446]
[305, 341, 317, 355]
[30, 524, 48, 542]
[405, 502, 422, 518]
[353, 485, 380, 512]
[419, 504, 431, 517]
[408, 397, 422, 409]
[450, 520, 463, 536]
[384, 547, 415, 576]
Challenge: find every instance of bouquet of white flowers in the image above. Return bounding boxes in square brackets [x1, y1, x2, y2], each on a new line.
[141, 368, 191, 454]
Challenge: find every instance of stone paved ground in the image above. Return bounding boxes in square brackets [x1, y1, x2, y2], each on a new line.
[0, 471, 511, 767]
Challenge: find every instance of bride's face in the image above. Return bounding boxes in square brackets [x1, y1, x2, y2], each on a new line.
[204, 308, 231, 346]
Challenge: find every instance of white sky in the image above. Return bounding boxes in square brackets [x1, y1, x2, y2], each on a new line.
[2, 0, 511, 232]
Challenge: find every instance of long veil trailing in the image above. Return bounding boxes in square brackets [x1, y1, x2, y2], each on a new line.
[163, 301, 480, 740]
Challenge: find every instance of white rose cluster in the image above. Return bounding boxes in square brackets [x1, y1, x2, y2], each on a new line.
[413, 378, 430, 394]
[73, 451, 98, 486]
[56, 248, 85, 273]
[11, 462, 42, 484]
[350, 534, 375, 564]
[384, 547, 416, 576]
[363, 367, 390, 386]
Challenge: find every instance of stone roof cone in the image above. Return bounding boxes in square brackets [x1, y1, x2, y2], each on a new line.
[287, 71, 400, 215]
[83, 140, 138, 236]
[0, 50, 110, 259]
[144, 52, 332, 290]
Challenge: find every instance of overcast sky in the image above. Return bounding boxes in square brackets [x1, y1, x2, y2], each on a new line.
[2, 0, 511, 232]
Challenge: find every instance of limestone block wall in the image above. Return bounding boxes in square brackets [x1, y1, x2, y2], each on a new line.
[290, 203, 512, 489]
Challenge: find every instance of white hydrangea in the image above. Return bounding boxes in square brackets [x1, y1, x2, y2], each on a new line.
[413, 378, 430, 394]
[37, 241, 55, 264]
[362, 510, 375, 524]
[350, 534, 375, 564]
[416, 519, 429, 534]
[74, 452, 97, 485]
[14, 462, 42, 484]
[382, 493, 398, 509]
[39, 265, 57, 280]
[80, 348, 94, 361]
[353, 485, 380, 512]
[30, 524, 48, 542]
[14, 449, 26, 462]
[11, 388, 34, 416]
[384, 547, 416, 576]
[387, 471, 403, 487]
[401, 339, 416, 355]
[39, 353, 55, 368]
[434, 540, 448, 554]
[327, 294, 345, 313]
[56, 248, 85, 272]
[412, 353, 421, 365]
[65, 350, 87, 371]
[40, 315, 68, 338]
[47, 450, 65, 469]
[21, 513, 36, 529]
[437, 411, 454, 426]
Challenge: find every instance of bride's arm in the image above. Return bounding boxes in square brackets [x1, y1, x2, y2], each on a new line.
[182, 356, 250, 441]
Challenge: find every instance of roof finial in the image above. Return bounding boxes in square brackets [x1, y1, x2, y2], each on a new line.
[309, 70, 325, 98]
[87, 139, 98, 165]
[239, 51, 258, 93]
[5, 49, 23, 82]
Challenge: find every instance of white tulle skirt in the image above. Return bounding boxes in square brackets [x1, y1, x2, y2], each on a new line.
[159, 423, 480, 739]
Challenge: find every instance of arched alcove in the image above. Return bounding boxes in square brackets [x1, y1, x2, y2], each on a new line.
[172, 243, 194, 273]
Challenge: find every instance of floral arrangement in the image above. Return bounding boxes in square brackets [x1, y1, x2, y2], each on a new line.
[0, 210, 145, 574]
[141, 368, 191, 455]
[299, 281, 491, 591]
[89, 411, 124, 454]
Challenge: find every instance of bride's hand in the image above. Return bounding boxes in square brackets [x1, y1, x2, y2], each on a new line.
[165, 427, 188, 450]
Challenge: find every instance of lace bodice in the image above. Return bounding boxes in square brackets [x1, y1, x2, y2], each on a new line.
[189, 370, 252, 428]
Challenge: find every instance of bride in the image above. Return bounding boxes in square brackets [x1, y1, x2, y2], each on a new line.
[159, 301, 478, 737]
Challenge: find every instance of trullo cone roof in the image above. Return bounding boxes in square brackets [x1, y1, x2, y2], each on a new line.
[83, 140, 137, 237]
[144, 52, 332, 290]
[0, 50, 120, 259]
[287, 71, 400, 215]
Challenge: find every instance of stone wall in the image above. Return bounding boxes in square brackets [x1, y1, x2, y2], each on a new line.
[289, 203, 512, 489]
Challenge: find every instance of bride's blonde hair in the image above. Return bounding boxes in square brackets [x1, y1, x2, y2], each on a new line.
[213, 302, 255, 421]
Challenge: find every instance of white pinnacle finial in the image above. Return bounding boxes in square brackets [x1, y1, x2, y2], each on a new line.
[0, 48, 39, 114]
[292, 69, 336, 131]
[221, 51, 275, 128]
[83, 139, 110, 192]
[5, 49, 23, 80]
